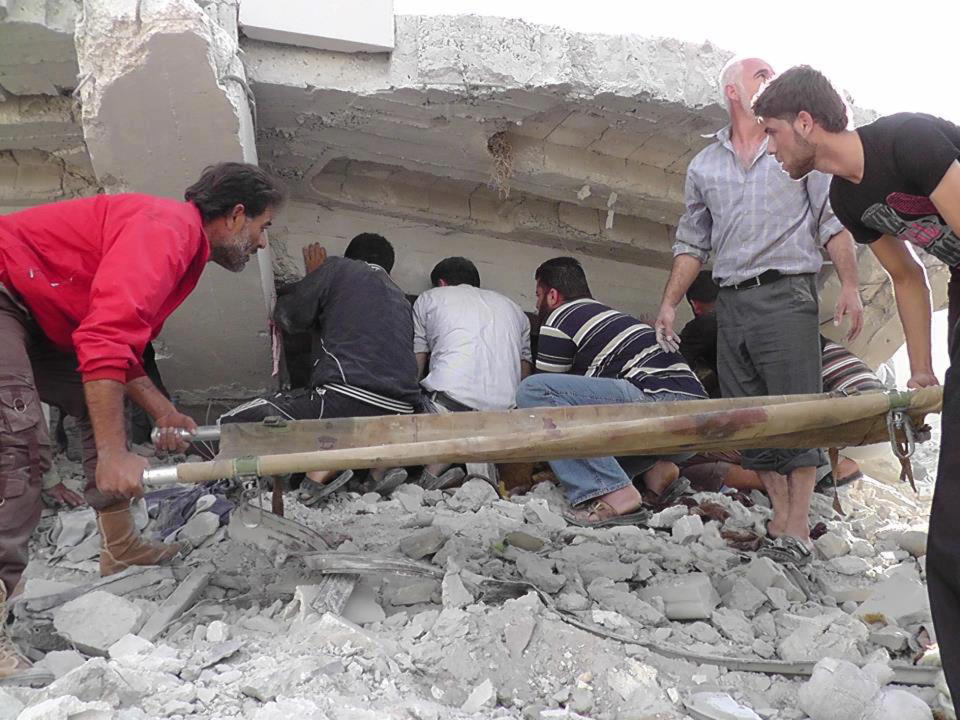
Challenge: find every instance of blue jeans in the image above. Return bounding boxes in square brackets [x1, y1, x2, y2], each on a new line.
[516, 374, 693, 506]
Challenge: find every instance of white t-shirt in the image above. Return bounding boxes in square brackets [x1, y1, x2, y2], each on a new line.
[413, 285, 532, 411]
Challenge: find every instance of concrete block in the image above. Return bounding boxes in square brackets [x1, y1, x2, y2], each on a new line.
[240, 0, 394, 53]
[897, 530, 928, 558]
[685, 692, 763, 720]
[798, 658, 881, 720]
[139, 563, 214, 642]
[461, 678, 496, 714]
[446, 478, 498, 513]
[399, 527, 446, 560]
[108, 633, 156, 659]
[829, 556, 871, 575]
[639, 572, 719, 620]
[35, 649, 86, 679]
[672, 514, 704, 544]
[205, 621, 230, 643]
[441, 572, 474, 609]
[588, 578, 665, 625]
[177, 511, 220, 546]
[857, 574, 931, 627]
[515, 551, 566, 594]
[745, 557, 804, 602]
[0, 689, 24, 720]
[17, 696, 114, 720]
[722, 578, 768, 615]
[712, 608, 755, 645]
[874, 688, 934, 720]
[815, 532, 850, 560]
[579, 560, 635, 586]
[870, 626, 910, 653]
[41, 657, 143, 708]
[382, 576, 440, 606]
[53, 591, 144, 655]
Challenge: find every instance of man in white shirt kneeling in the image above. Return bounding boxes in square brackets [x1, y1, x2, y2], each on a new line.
[413, 256, 533, 489]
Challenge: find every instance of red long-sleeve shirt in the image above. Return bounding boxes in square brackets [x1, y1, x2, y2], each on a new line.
[0, 194, 210, 383]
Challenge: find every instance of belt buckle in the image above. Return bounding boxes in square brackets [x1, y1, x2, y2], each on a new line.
[738, 275, 761, 290]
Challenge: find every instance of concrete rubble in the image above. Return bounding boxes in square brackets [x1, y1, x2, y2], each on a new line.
[4, 446, 948, 720]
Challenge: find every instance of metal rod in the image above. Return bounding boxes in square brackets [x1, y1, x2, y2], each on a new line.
[149, 425, 221, 446]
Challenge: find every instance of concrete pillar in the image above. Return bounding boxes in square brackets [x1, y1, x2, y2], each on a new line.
[74, 0, 272, 402]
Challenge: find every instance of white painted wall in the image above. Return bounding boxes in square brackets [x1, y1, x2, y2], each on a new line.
[240, 0, 394, 53]
[272, 201, 688, 326]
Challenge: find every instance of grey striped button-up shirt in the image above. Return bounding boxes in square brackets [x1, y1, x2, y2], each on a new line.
[673, 126, 844, 286]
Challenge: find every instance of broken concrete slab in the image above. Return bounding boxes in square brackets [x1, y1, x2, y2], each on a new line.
[745, 558, 804, 602]
[672, 514, 704, 544]
[515, 551, 566, 594]
[53, 590, 144, 655]
[0, 689, 24, 720]
[588, 577, 665, 625]
[638, 572, 720, 620]
[857, 573, 931, 627]
[722, 578, 768, 615]
[17, 696, 114, 720]
[446, 478, 498, 512]
[814, 532, 850, 560]
[711, 608, 755, 645]
[34, 650, 86, 680]
[461, 678, 497, 714]
[139, 563, 214, 641]
[399, 527, 446, 560]
[382, 576, 440, 606]
[441, 571, 475, 609]
[897, 529, 928, 558]
[829, 556, 871, 575]
[177, 511, 221, 546]
[685, 691, 762, 720]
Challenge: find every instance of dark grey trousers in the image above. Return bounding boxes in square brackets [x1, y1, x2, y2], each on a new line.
[716, 274, 825, 474]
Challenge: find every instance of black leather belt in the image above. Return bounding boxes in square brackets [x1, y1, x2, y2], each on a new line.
[428, 391, 475, 413]
[728, 269, 783, 291]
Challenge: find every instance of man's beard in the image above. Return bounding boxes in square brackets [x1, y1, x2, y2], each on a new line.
[786, 131, 817, 180]
[211, 236, 256, 272]
[537, 300, 552, 325]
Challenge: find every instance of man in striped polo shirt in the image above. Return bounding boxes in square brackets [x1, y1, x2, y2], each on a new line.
[516, 257, 707, 525]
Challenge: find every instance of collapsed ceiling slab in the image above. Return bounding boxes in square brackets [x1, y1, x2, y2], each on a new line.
[245, 14, 730, 266]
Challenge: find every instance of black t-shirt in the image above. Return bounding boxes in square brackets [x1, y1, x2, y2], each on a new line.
[830, 112, 960, 267]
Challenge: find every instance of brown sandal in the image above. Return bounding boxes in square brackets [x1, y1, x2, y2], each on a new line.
[564, 499, 650, 528]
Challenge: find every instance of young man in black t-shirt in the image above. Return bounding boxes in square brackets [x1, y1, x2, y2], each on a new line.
[752, 65, 960, 715]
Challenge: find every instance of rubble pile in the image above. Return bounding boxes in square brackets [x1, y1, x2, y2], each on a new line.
[3, 450, 950, 720]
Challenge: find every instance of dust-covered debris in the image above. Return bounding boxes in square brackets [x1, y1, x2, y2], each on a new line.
[6, 450, 947, 718]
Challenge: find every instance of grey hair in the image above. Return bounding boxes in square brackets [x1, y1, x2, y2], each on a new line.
[717, 57, 747, 104]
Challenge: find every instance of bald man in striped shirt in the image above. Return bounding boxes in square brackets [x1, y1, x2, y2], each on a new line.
[516, 257, 706, 526]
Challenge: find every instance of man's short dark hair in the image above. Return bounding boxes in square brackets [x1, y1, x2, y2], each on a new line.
[344, 233, 395, 273]
[752, 65, 849, 133]
[535, 257, 592, 300]
[431, 257, 480, 287]
[686, 270, 719, 304]
[184, 162, 285, 223]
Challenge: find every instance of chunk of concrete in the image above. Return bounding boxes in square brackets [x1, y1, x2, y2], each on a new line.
[745, 557, 804, 602]
[399, 527, 446, 560]
[17, 696, 114, 720]
[672, 514, 704, 544]
[870, 626, 910, 653]
[41, 657, 142, 708]
[139, 563, 214, 641]
[515, 551, 566, 594]
[35, 649, 86, 679]
[177, 511, 220, 546]
[874, 688, 934, 720]
[382, 576, 440, 606]
[205, 621, 230, 643]
[0, 689, 24, 720]
[588, 578, 665, 625]
[461, 678, 496, 714]
[897, 530, 928, 558]
[797, 658, 881, 720]
[53, 590, 144, 655]
[685, 692, 762, 720]
[446, 478, 498, 512]
[639, 572, 720, 620]
[722, 578, 767, 615]
[393, 483, 424, 512]
[829, 556, 871, 575]
[857, 574, 931, 627]
[578, 560, 634, 586]
[107, 633, 156, 659]
[441, 572, 475, 609]
[711, 608, 755, 645]
[815, 532, 850, 560]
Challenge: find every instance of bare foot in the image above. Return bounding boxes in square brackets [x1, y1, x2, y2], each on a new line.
[302, 243, 327, 274]
[568, 484, 642, 523]
[305, 469, 334, 486]
[641, 460, 679, 496]
[835, 456, 861, 482]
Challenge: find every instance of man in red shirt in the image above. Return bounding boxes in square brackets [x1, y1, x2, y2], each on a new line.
[0, 162, 283, 681]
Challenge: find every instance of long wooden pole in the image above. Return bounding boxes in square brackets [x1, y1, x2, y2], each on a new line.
[143, 388, 940, 485]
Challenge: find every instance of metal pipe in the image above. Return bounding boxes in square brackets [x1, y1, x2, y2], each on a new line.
[149, 425, 221, 446]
